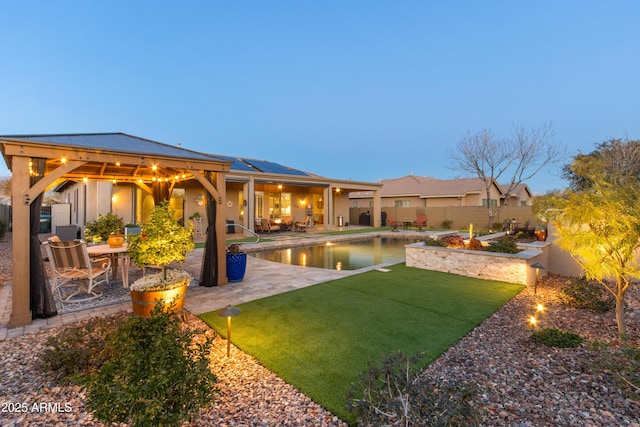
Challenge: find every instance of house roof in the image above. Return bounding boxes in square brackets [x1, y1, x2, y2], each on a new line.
[499, 183, 532, 199]
[349, 175, 505, 199]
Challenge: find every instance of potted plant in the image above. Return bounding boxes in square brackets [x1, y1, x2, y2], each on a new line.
[226, 243, 247, 282]
[127, 202, 195, 317]
[84, 212, 124, 245]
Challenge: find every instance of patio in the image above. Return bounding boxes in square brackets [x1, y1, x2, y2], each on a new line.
[0, 227, 381, 339]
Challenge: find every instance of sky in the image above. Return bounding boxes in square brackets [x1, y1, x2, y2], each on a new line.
[1, 1, 639, 194]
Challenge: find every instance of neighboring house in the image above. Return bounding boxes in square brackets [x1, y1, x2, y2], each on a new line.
[350, 175, 506, 208]
[499, 183, 533, 206]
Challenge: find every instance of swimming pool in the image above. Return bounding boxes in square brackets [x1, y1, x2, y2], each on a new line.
[250, 237, 423, 270]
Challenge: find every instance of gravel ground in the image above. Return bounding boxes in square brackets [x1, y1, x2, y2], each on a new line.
[1, 232, 640, 426]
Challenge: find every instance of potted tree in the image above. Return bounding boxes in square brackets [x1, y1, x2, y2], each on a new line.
[84, 212, 124, 246]
[226, 243, 247, 282]
[126, 202, 195, 317]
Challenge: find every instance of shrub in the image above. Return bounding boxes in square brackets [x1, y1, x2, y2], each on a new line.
[588, 339, 640, 401]
[532, 327, 583, 348]
[440, 234, 465, 248]
[423, 237, 447, 247]
[486, 236, 519, 254]
[440, 219, 453, 229]
[492, 222, 503, 231]
[84, 304, 217, 426]
[42, 315, 124, 381]
[0, 220, 6, 238]
[84, 212, 124, 243]
[558, 276, 615, 313]
[347, 350, 480, 426]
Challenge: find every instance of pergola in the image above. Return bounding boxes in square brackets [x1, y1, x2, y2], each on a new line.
[0, 134, 231, 327]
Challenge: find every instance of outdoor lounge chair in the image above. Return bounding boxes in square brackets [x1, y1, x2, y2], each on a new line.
[44, 238, 112, 302]
[414, 214, 427, 231]
[260, 218, 280, 233]
[294, 216, 310, 232]
[386, 214, 401, 231]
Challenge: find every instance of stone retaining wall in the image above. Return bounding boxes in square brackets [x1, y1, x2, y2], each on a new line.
[405, 241, 550, 286]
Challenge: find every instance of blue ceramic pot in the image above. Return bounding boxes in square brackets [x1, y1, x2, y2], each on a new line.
[226, 252, 247, 282]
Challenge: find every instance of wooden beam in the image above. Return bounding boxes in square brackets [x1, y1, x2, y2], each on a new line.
[25, 160, 87, 205]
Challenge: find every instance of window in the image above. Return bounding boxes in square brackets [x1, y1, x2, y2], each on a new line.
[394, 200, 410, 208]
[520, 200, 527, 206]
[482, 199, 497, 207]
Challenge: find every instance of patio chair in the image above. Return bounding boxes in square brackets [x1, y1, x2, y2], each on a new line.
[294, 216, 310, 232]
[413, 214, 427, 231]
[44, 238, 112, 302]
[516, 220, 533, 234]
[261, 218, 280, 233]
[386, 214, 401, 231]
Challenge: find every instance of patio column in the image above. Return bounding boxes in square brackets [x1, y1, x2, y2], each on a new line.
[323, 186, 330, 230]
[247, 177, 255, 232]
[9, 156, 32, 327]
[372, 189, 381, 228]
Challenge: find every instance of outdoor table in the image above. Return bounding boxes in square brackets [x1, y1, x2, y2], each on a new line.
[87, 243, 130, 287]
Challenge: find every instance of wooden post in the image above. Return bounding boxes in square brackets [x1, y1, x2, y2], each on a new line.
[9, 156, 32, 327]
[216, 172, 228, 285]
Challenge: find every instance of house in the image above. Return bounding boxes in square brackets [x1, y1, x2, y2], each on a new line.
[349, 175, 507, 208]
[499, 183, 533, 206]
[0, 132, 382, 327]
[34, 134, 382, 235]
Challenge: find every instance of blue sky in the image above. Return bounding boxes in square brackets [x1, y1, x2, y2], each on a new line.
[1, 1, 639, 193]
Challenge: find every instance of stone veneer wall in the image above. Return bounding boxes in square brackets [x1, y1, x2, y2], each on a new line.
[405, 242, 550, 286]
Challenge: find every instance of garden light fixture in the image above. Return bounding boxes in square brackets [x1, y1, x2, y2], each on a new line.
[218, 304, 242, 357]
[529, 262, 546, 294]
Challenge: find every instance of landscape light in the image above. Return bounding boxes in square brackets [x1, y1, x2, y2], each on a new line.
[218, 305, 241, 357]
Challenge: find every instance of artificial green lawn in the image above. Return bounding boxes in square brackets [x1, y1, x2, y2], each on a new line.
[199, 263, 523, 424]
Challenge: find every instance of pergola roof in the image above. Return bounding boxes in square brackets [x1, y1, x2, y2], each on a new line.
[0, 133, 232, 185]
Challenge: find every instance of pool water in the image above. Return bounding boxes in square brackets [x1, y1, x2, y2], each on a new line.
[250, 237, 422, 270]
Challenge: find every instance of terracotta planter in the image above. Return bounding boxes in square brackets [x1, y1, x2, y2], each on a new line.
[108, 233, 125, 247]
[534, 228, 548, 242]
[130, 282, 188, 317]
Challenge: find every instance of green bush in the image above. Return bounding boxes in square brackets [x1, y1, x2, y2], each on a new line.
[486, 236, 519, 254]
[558, 276, 615, 313]
[423, 237, 447, 247]
[347, 350, 480, 426]
[532, 327, 583, 348]
[0, 220, 6, 238]
[84, 212, 123, 243]
[84, 305, 217, 427]
[440, 219, 453, 229]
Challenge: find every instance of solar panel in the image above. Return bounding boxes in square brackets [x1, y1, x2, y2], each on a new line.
[214, 155, 256, 172]
[242, 159, 309, 176]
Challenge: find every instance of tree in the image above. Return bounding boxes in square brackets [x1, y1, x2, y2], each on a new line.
[548, 139, 640, 337]
[563, 138, 640, 191]
[0, 175, 10, 196]
[449, 123, 564, 229]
